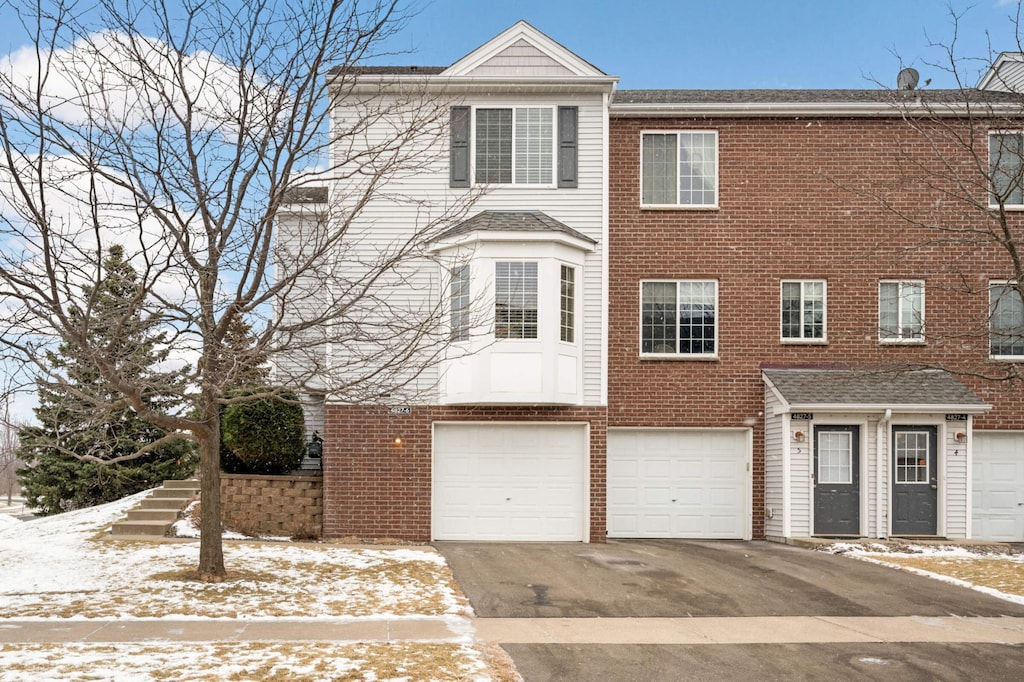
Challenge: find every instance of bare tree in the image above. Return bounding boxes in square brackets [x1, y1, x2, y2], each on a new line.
[0, 400, 22, 507]
[0, 0, 476, 580]
[826, 4, 1024, 387]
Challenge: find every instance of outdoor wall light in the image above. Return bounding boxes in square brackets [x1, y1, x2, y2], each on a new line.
[955, 432, 967, 443]
[393, 437, 403, 446]
[794, 431, 806, 442]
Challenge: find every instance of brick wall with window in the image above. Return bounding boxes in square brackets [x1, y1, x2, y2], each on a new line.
[610, 116, 1024, 539]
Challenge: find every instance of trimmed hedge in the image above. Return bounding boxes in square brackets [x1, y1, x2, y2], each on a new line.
[221, 392, 304, 475]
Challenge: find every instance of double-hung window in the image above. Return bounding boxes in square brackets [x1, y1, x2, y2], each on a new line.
[641, 280, 717, 356]
[781, 280, 826, 342]
[475, 107, 553, 185]
[990, 281, 1024, 358]
[879, 280, 924, 342]
[560, 265, 575, 343]
[989, 131, 1024, 208]
[449, 265, 470, 342]
[495, 261, 538, 339]
[641, 131, 718, 207]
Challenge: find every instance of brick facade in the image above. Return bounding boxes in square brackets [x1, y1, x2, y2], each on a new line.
[322, 404, 607, 542]
[221, 474, 323, 539]
[608, 116, 1024, 539]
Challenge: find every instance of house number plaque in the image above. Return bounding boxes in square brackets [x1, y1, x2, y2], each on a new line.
[389, 406, 412, 415]
[791, 412, 814, 420]
[945, 414, 968, 422]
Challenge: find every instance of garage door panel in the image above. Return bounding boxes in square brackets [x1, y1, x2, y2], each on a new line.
[433, 423, 586, 541]
[608, 429, 748, 540]
[973, 432, 1024, 541]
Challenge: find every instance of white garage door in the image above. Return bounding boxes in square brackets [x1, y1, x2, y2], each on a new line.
[433, 423, 586, 541]
[608, 429, 748, 539]
[973, 432, 1024, 541]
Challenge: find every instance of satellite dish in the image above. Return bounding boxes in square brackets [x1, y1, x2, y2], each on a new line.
[897, 67, 920, 90]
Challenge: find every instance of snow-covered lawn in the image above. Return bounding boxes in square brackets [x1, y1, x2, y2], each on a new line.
[826, 542, 1024, 606]
[0, 493, 518, 681]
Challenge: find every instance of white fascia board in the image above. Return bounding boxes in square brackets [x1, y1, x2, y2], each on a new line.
[761, 372, 792, 416]
[429, 229, 597, 254]
[978, 52, 1024, 90]
[776, 403, 992, 415]
[610, 101, 1024, 118]
[341, 75, 619, 95]
[444, 21, 607, 79]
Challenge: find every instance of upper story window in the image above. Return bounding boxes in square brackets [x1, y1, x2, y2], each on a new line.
[780, 280, 826, 342]
[990, 281, 1024, 358]
[449, 265, 470, 342]
[450, 106, 578, 189]
[641, 280, 717, 357]
[560, 265, 575, 343]
[879, 280, 924, 343]
[641, 131, 718, 208]
[989, 132, 1024, 208]
[495, 261, 538, 339]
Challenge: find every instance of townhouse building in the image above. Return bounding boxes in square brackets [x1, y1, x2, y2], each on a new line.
[284, 23, 1024, 544]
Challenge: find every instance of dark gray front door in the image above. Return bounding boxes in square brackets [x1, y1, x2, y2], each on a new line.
[892, 426, 938, 535]
[814, 426, 860, 535]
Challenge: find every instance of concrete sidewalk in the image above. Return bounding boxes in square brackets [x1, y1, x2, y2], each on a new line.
[2, 615, 1024, 645]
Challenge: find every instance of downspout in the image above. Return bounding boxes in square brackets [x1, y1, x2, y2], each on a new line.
[877, 408, 892, 539]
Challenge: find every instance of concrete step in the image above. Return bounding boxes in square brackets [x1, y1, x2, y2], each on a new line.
[110, 519, 176, 536]
[138, 497, 192, 510]
[150, 487, 199, 499]
[162, 479, 200, 490]
[126, 508, 182, 522]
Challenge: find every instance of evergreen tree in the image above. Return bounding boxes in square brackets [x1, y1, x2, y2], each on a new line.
[16, 246, 196, 514]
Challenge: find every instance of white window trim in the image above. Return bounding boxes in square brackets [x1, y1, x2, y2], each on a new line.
[494, 260, 540, 341]
[638, 279, 719, 360]
[471, 105, 557, 189]
[989, 279, 1024, 360]
[780, 279, 828, 344]
[559, 263, 577, 346]
[878, 279, 926, 344]
[639, 130, 719, 210]
[988, 130, 1024, 210]
[817, 431, 853, 485]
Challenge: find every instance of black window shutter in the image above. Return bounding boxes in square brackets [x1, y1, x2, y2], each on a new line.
[557, 106, 578, 188]
[450, 106, 471, 188]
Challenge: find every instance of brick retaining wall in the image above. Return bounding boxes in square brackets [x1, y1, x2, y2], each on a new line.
[220, 474, 322, 539]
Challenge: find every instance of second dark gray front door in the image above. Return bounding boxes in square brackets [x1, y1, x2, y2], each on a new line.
[892, 426, 938, 535]
[814, 426, 860, 535]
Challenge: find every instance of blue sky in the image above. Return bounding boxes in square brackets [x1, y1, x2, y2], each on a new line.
[375, 0, 1023, 89]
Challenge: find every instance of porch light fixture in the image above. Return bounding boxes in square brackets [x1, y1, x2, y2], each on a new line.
[794, 431, 806, 442]
[955, 432, 967, 443]
[394, 437, 403, 446]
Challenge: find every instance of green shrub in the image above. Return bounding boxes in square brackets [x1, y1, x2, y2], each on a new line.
[221, 392, 305, 475]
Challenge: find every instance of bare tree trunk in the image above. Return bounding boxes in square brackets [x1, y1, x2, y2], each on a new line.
[196, 416, 225, 581]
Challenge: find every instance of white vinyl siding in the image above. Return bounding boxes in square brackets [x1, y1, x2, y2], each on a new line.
[328, 92, 606, 404]
[763, 386, 786, 538]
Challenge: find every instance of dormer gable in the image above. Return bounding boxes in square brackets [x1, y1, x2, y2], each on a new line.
[978, 52, 1024, 93]
[443, 20, 607, 80]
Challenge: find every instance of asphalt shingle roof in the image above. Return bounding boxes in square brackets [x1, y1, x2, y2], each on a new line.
[612, 88, 1021, 105]
[435, 210, 595, 243]
[762, 368, 988, 408]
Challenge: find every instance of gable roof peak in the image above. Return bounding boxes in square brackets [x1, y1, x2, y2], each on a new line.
[444, 20, 607, 79]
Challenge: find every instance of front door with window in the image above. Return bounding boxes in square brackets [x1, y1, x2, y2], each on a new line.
[813, 426, 860, 535]
[892, 426, 938, 535]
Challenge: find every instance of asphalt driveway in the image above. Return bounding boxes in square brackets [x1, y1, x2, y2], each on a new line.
[436, 540, 1024, 681]
[436, 539, 1024, 618]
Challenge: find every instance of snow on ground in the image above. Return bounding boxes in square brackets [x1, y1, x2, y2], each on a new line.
[0, 492, 471, 619]
[825, 542, 1024, 606]
[0, 494, 502, 681]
